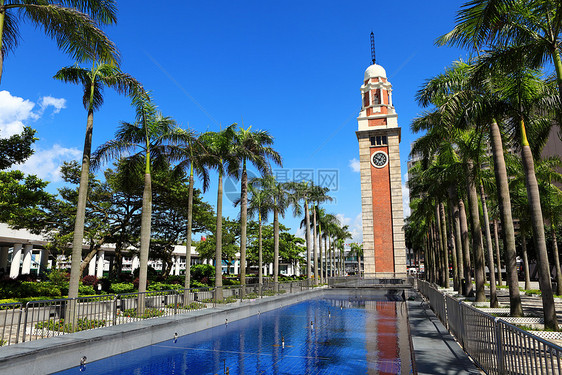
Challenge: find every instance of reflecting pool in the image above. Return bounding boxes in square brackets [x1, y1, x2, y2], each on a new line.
[55, 289, 412, 375]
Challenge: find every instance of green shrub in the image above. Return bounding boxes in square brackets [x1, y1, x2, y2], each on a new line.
[110, 283, 135, 294]
[118, 308, 165, 319]
[35, 317, 107, 333]
[20, 282, 62, 298]
[191, 264, 215, 282]
[78, 284, 96, 296]
[223, 278, 240, 286]
[166, 301, 206, 310]
[190, 280, 208, 288]
[47, 269, 70, 286]
[165, 275, 184, 284]
[148, 282, 183, 292]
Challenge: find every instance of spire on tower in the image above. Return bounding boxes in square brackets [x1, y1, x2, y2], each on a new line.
[370, 32, 376, 65]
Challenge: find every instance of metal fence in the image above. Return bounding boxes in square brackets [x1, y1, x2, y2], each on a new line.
[418, 279, 562, 374]
[329, 273, 408, 288]
[0, 280, 312, 348]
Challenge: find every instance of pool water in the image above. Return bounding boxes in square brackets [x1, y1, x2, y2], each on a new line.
[55, 290, 412, 375]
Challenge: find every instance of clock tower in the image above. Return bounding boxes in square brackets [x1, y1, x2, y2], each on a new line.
[356, 41, 407, 278]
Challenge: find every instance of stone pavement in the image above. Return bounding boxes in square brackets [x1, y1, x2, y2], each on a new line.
[407, 289, 483, 375]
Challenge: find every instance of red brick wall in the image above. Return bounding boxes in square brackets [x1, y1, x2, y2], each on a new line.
[369, 118, 387, 127]
[370, 146, 395, 272]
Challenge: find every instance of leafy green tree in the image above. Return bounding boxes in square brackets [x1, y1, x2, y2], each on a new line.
[0, 126, 35, 169]
[196, 218, 239, 276]
[150, 164, 214, 277]
[0, 0, 119, 83]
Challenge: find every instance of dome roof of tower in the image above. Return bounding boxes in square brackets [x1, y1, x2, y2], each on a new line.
[364, 64, 387, 80]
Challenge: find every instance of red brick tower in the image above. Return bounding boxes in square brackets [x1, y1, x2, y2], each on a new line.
[356, 59, 406, 278]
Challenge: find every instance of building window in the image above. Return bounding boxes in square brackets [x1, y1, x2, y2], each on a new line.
[370, 135, 388, 147]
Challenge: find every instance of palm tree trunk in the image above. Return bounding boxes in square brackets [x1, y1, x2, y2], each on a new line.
[312, 206, 318, 285]
[466, 162, 485, 302]
[324, 236, 330, 280]
[459, 198, 472, 296]
[273, 208, 279, 288]
[522, 233, 531, 291]
[68, 109, 94, 300]
[447, 197, 459, 291]
[480, 184, 498, 307]
[439, 202, 450, 288]
[183, 166, 194, 303]
[449, 186, 464, 292]
[489, 119, 522, 316]
[239, 163, 248, 288]
[328, 236, 334, 277]
[318, 222, 323, 283]
[304, 201, 311, 283]
[493, 219, 503, 286]
[138, 166, 152, 297]
[215, 172, 223, 299]
[552, 225, 562, 296]
[520, 119, 558, 330]
[258, 213, 263, 285]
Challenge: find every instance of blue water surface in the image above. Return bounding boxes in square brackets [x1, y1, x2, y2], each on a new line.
[55, 292, 411, 375]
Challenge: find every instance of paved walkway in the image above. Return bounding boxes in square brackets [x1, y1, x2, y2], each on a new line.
[407, 289, 482, 375]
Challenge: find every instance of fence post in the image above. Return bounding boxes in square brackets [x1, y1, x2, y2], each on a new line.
[458, 300, 465, 348]
[112, 296, 118, 326]
[494, 318, 505, 374]
[21, 303, 29, 343]
[15, 306, 23, 344]
[174, 291, 179, 315]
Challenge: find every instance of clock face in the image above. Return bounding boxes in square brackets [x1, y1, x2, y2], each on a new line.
[371, 151, 388, 168]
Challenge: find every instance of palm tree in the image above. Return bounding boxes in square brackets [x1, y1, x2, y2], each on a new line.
[309, 185, 332, 284]
[175, 130, 212, 301]
[438, 0, 562, 105]
[349, 243, 364, 276]
[416, 60, 523, 314]
[93, 93, 180, 298]
[320, 212, 339, 278]
[262, 176, 289, 286]
[0, 0, 119, 83]
[537, 157, 562, 296]
[230, 126, 281, 288]
[198, 125, 236, 297]
[246, 178, 272, 285]
[287, 181, 313, 283]
[55, 64, 140, 300]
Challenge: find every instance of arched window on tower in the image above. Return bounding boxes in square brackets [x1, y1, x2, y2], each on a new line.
[373, 89, 381, 105]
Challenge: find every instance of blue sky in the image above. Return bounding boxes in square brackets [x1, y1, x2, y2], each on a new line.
[1, 1, 468, 243]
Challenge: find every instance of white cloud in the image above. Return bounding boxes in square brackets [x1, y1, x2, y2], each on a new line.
[0, 90, 66, 137]
[0, 90, 38, 137]
[403, 172, 411, 218]
[40, 96, 66, 114]
[349, 158, 360, 173]
[18, 144, 81, 182]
